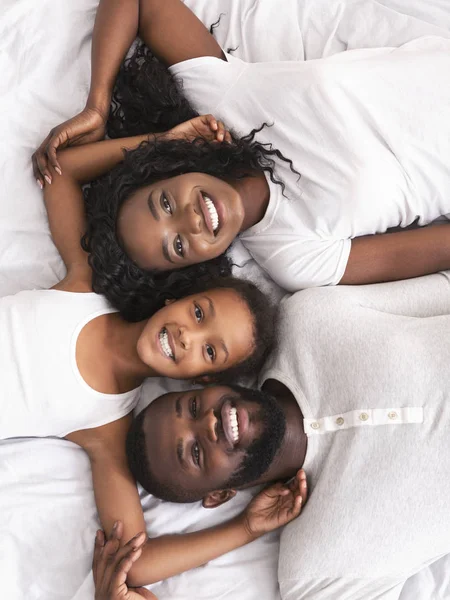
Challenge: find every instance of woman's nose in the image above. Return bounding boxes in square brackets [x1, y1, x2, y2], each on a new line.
[186, 204, 202, 235]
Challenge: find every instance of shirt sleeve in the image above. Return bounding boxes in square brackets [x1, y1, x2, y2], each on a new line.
[246, 236, 352, 291]
[168, 53, 248, 115]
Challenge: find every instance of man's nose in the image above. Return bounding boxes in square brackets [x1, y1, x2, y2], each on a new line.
[200, 408, 218, 443]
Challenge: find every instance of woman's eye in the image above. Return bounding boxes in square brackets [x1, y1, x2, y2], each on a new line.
[161, 193, 172, 214]
[190, 396, 198, 418]
[194, 303, 203, 322]
[174, 235, 184, 257]
[206, 344, 216, 362]
[192, 442, 200, 467]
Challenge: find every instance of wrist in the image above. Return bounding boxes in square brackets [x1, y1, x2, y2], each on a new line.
[236, 512, 260, 543]
[85, 92, 111, 121]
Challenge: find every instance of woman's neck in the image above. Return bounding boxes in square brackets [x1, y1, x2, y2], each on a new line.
[233, 171, 270, 232]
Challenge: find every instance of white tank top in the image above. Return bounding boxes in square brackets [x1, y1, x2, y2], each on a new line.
[0, 289, 140, 439]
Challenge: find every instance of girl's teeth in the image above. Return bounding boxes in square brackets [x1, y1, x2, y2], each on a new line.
[204, 195, 219, 232]
[159, 329, 174, 358]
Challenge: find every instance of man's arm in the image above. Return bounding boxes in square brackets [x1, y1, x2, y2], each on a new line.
[341, 225, 450, 285]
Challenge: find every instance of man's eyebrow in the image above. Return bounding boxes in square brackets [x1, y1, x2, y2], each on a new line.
[176, 396, 182, 417]
[162, 235, 175, 264]
[147, 194, 160, 221]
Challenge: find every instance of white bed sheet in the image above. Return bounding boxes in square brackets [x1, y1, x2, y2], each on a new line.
[1, 0, 450, 599]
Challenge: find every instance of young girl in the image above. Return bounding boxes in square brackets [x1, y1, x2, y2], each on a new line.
[34, 0, 450, 298]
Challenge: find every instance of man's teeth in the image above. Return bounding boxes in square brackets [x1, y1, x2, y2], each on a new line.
[159, 329, 174, 359]
[204, 195, 219, 232]
[230, 406, 239, 443]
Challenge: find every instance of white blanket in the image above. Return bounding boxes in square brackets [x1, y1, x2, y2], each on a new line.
[1, 0, 450, 599]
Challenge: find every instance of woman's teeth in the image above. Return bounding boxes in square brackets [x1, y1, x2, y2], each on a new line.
[204, 195, 219, 232]
[230, 406, 239, 443]
[159, 328, 174, 359]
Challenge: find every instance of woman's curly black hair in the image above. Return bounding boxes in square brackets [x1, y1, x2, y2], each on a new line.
[83, 42, 298, 322]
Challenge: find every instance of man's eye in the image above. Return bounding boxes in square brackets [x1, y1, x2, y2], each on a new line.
[190, 396, 198, 418]
[194, 303, 203, 322]
[192, 442, 200, 466]
[161, 193, 172, 214]
[206, 344, 216, 362]
[174, 235, 184, 257]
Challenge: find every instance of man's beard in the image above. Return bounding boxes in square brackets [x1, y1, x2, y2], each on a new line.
[225, 390, 286, 488]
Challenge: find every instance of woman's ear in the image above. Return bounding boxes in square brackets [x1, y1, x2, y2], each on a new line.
[164, 298, 176, 306]
[202, 489, 237, 509]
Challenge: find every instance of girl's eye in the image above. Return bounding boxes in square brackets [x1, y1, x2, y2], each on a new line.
[194, 303, 203, 322]
[174, 235, 184, 257]
[206, 344, 216, 362]
[192, 442, 200, 467]
[161, 193, 172, 214]
[190, 396, 198, 418]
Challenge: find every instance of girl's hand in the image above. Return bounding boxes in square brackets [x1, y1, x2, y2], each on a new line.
[167, 114, 232, 144]
[32, 107, 107, 188]
[93, 522, 156, 600]
[243, 469, 308, 538]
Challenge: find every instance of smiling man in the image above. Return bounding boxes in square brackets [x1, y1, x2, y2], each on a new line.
[127, 271, 450, 600]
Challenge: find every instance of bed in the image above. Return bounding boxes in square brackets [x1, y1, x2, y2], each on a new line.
[1, 1, 450, 599]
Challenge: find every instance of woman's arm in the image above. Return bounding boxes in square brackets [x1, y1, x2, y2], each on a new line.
[340, 224, 450, 284]
[33, 0, 140, 185]
[68, 422, 306, 588]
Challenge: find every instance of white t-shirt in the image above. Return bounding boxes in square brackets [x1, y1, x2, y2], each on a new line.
[170, 37, 450, 290]
[260, 271, 450, 599]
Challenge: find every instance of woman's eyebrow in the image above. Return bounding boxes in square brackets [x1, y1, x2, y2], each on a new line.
[147, 193, 160, 221]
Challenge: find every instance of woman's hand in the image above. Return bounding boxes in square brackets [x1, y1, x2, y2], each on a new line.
[93, 522, 156, 600]
[32, 107, 107, 188]
[243, 469, 308, 538]
[167, 114, 232, 144]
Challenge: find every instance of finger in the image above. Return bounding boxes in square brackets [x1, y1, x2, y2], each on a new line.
[104, 529, 146, 584]
[224, 130, 233, 144]
[31, 153, 44, 190]
[92, 530, 106, 585]
[34, 136, 55, 185]
[45, 137, 63, 175]
[135, 588, 159, 599]
[205, 114, 218, 131]
[215, 120, 226, 142]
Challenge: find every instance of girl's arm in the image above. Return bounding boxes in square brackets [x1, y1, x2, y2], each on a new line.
[341, 225, 450, 284]
[43, 134, 150, 292]
[67, 422, 307, 588]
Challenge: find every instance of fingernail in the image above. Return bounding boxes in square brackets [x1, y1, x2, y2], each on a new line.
[112, 521, 118, 531]
[55, 167, 62, 176]
[36, 179, 43, 190]
[45, 175, 52, 185]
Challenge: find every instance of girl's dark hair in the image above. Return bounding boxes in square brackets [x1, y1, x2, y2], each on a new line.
[84, 42, 297, 322]
[183, 276, 275, 382]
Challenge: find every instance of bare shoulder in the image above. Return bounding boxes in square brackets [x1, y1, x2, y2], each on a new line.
[66, 414, 133, 456]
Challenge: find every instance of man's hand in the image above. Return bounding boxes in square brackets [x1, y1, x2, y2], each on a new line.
[167, 114, 232, 144]
[243, 469, 308, 538]
[93, 522, 156, 600]
[32, 107, 107, 188]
